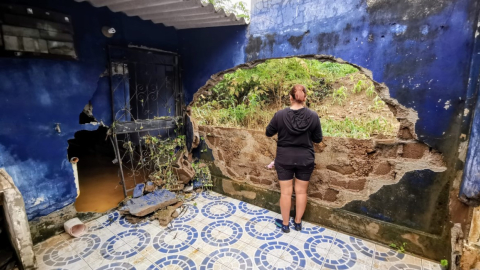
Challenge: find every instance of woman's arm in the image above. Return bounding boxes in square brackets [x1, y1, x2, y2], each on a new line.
[266, 113, 278, 137]
[312, 116, 323, 143]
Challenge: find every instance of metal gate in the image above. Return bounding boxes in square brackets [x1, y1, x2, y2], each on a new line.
[108, 46, 182, 197]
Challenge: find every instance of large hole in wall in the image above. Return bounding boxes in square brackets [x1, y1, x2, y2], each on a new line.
[67, 127, 133, 212]
[188, 55, 446, 208]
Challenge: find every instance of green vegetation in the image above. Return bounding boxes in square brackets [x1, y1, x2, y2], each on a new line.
[203, 0, 250, 21]
[389, 242, 407, 253]
[192, 57, 398, 139]
[143, 133, 186, 190]
[322, 117, 397, 139]
[192, 162, 213, 189]
[440, 259, 448, 267]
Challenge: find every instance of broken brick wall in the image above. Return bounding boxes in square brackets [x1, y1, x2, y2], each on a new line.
[0, 0, 179, 221]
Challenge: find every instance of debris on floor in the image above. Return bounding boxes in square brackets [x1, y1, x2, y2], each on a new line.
[119, 189, 178, 217]
[154, 201, 183, 226]
[34, 191, 442, 270]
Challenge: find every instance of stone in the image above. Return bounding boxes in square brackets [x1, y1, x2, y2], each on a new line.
[155, 205, 179, 226]
[348, 178, 367, 191]
[323, 188, 339, 202]
[133, 183, 145, 198]
[171, 201, 183, 209]
[171, 209, 180, 218]
[120, 189, 178, 217]
[402, 143, 428, 159]
[173, 157, 195, 184]
[168, 184, 184, 191]
[374, 162, 391, 175]
[250, 176, 273, 186]
[125, 215, 143, 224]
[326, 165, 355, 175]
[184, 185, 194, 193]
[398, 127, 414, 140]
[144, 181, 155, 193]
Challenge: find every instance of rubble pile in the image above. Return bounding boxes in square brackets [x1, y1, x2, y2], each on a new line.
[117, 151, 209, 226]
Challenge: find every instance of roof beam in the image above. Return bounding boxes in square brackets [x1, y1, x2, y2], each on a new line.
[173, 20, 245, 29]
[152, 13, 227, 23]
[163, 14, 236, 25]
[79, 0, 130, 7]
[108, 0, 183, 12]
[125, 0, 204, 16]
[141, 6, 214, 20]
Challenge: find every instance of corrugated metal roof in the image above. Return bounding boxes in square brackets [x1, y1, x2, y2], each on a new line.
[75, 0, 248, 29]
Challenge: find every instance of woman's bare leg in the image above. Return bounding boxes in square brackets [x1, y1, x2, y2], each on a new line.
[279, 180, 293, 225]
[294, 179, 309, 223]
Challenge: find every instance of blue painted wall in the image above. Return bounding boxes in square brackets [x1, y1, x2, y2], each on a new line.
[0, 0, 178, 219]
[178, 25, 248, 104]
[179, 0, 480, 234]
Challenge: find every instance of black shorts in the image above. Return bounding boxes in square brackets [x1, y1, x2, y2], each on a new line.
[275, 162, 315, 181]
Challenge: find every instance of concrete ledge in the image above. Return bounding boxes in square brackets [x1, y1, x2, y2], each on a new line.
[0, 169, 36, 270]
[212, 175, 448, 261]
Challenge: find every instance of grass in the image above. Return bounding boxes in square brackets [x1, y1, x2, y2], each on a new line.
[321, 117, 397, 139]
[191, 57, 398, 139]
[193, 104, 397, 139]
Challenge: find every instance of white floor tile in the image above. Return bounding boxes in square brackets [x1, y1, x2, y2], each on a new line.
[33, 196, 438, 270]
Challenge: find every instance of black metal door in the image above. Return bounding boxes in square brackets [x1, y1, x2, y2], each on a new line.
[108, 46, 182, 197]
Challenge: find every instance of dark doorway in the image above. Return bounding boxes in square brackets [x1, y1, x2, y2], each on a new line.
[67, 127, 133, 212]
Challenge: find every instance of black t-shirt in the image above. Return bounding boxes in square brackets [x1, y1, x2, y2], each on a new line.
[266, 107, 323, 166]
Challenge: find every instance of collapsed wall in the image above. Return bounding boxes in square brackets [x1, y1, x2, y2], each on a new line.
[187, 55, 448, 259]
[188, 56, 446, 207]
[198, 126, 445, 207]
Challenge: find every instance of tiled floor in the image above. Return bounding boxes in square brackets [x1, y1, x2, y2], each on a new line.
[34, 191, 441, 270]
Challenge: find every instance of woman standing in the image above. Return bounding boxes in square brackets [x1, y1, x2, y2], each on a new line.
[266, 84, 323, 233]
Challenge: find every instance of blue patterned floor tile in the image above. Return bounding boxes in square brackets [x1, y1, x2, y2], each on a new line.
[255, 241, 306, 270]
[202, 247, 254, 270]
[95, 261, 136, 270]
[201, 200, 237, 220]
[34, 196, 440, 270]
[201, 191, 228, 201]
[371, 245, 422, 270]
[147, 254, 197, 270]
[152, 224, 198, 254]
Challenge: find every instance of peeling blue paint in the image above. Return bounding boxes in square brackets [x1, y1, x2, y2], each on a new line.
[0, 0, 178, 220]
[179, 0, 480, 234]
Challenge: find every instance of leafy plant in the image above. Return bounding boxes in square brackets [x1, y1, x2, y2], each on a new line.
[369, 96, 386, 112]
[389, 242, 407, 253]
[141, 119, 186, 190]
[440, 259, 448, 267]
[192, 162, 213, 190]
[366, 85, 376, 97]
[353, 80, 364, 94]
[332, 86, 348, 105]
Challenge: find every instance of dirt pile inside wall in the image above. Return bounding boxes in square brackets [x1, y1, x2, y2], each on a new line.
[198, 126, 446, 207]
